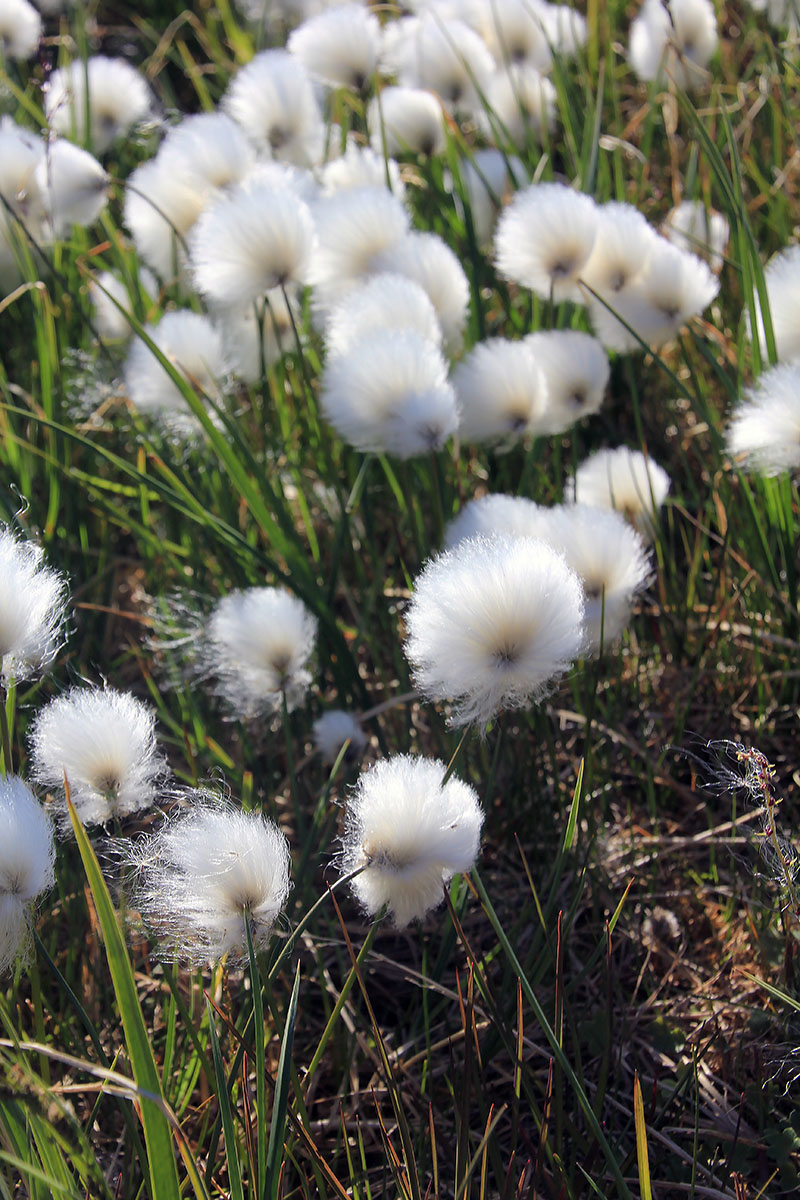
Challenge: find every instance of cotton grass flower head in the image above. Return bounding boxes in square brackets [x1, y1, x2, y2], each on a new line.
[495, 182, 599, 303]
[204, 587, 317, 720]
[526, 330, 609, 435]
[0, 527, 68, 683]
[308, 186, 411, 307]
[444, 493, 548, 549]
[477, 0, 552, 70]
[90, 267, 158, 342]
[629, 0, 718, 90]
[570, 446, 671, 540]
[749, 244, 800, 363]
[313, 709, 367, 765]
[452, 337, 546, 443]
[319, 139, 405, 199]
[480, 65, 557, 147]
[128, 790, 291, 965]
[0, 0, 41, 59]
[158, 113, 255, 193]
[223, 49, 324, 165]
[288, 3, 381, 90]
[368, 86, 446, 158]
[29, 685, 168, 831]
[31, 140, 108, 238]
[663, 200, 729, 273]
[373, 230, 470, 355]
[405, 534, 585, 728]
[725, 364, 800, 476]
[589, 237, 718, 353]
[191, 182, 315, 309]
[325, 274, 442, 359]
[123, 311, 228, 432]
[540, 505, 651, 654]
[124, 158, 210, 282]
[579, 201, 657, 299]
[321, 329, 458, 458]
[339, 755, 483, 927]
[0, 777, 54, 975]
[45, 56, 153, 153]
[382, 15, 495, 114]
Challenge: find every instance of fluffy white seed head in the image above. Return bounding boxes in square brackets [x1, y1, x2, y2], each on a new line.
[203, 587, 318, 720]
[481, 65, 557, 147]
[319, 138, 405, 199]
[750, 244, 800, 363]
[288, 3, 381, 89]
[629, 0, 717, 89]
[368, 86, 446, 157]
[444, 493, 549, 550]
[45, 56, 153, 153]
[726, 364, 800, 476]
[339, 755, 483, 927]
[589, 237, 718, 352]
[477, 0, 553, 70]
[382, 15, 495, 114]
[373, 230, 470, 355]
[453, 337, 546, 443]
[191, 183, 315, 309]
[31, 140, 108, 238]
[570, 446, 671, 540]
[663, 200, 728, 273]
[404, 534, 585, 728]
[129, 792, 291, 964]
[30, 685, 168, 830]
[0, 776, 55, 974]
[495, 182, 599, 303]
[580, 201, 658, 299]
[324, 273, 442, 359]
[308, 186, 411, 306]
[313, 709, 367, 764]
[223, 49, 324, 165]
[158, 113, 255, 193]
[321, 329, 458, 458]
[123, 310, 228, 431]
[0, 0, 41, 59]
[526, 330, 609, 435]
[0, 528, 68, 682]
[124, 158, 210, 282]
[90, 267, 159, 342]
[539, 505, 651, 654]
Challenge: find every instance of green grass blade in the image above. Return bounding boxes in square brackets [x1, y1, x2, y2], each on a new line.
[206, 998, 245, 1200]
[265, 963, 301, 1200]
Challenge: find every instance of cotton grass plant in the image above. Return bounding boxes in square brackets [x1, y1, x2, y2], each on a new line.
[1, 0, 800, 1195]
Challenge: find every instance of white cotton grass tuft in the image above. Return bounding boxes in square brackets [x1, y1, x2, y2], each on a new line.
[0, 776, 55, 975]
[477, 0, 553, 70]
[663, 201, 729, 273]
[570, 446, 671, 540]
[526, 330, 610, 435]
[123, 310, 228, 432]
[29, 685, 168, 831]
[191, 183, 315, 309]
[31, 140, 109, 238]
[452, 338, 546, 443]
[338, 755, 483, 928]
[444, 493, 548, 550]
[203, 587, 318, 720]
[629, 0, 718, 89]
[308, 186, 411, 309]
[324, 273, 442, 359]
[480, 65, 558, 148]
[44, 56, 153, 153]
[579, 201, 657, 300]
[404, 534, 585, 729]
[368, 86, 446, 157]
[127, 790, 291, 965]
[495, 182, 599, 303]
[288, 3, 381, 90]
[319, 139, 405, 200]
[124, 158, 209, 282]
[749, 244, 800, 364]
[320, 329, 458, 458]
[313, 709, 367, 765]
[539, 506, 652, 654]
[157, 113, 255, 194]
[0, 0, 41, 59]
[223, 49, 324, 166]
[0, 527, 68, 683]
[588, 237, 719, 353]
[90, 267, 159, 342]
[725, 364, 800, 476]
[382, 14, 495, 115]
[373, 231, 470, 355]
